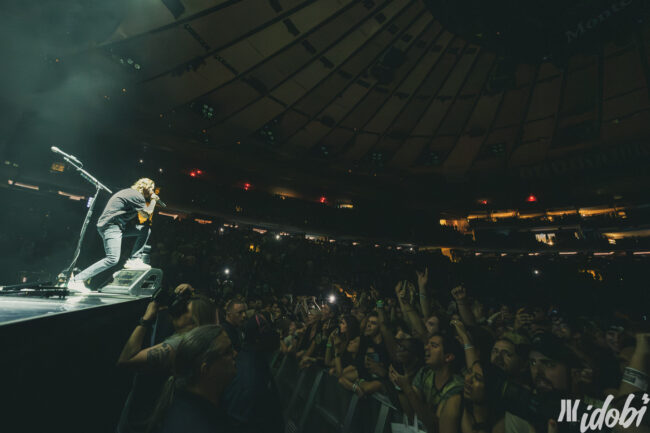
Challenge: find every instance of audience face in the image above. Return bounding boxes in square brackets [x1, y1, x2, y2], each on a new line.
[226, 302, 247, 328]
[425, 335, 448, 369]
[531, 307, 545, 323]
[464, 363, 486, 403]
[500, 305, 513, 322]
[306, 312, 318, 326]
[339, 318, 349, 334]
[491, 339, 520, 376]
[425, 315, 440, 335]
[396, 337, 420, 365]
[551, 319, 571, 340]
[364, 316, 380, 337]
[351, 308, 365, 323]
[529, 350, 568, 393]
[395, 338, 410, 364]
[606, 328, 623, 353]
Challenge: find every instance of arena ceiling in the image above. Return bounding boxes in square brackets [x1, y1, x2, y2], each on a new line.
[5, 0, 650, 210]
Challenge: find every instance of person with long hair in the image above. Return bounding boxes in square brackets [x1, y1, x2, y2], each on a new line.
[116, 288, 216, 433]
[328, 314, 361, 377]
[147, 325, 237, 433]
[68, 178, 161, 292]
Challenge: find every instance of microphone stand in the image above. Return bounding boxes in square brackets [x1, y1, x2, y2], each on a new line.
[57, 152, 112, 286]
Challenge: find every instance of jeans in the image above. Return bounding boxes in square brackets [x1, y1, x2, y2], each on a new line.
[74, 223, 151, 281]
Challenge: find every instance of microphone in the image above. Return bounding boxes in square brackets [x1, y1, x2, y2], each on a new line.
[51, 146, 83, 166]
[151, 194, 167, 208]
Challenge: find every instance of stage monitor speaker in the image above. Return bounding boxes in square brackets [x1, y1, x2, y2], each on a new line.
[99, 268, 163, 297]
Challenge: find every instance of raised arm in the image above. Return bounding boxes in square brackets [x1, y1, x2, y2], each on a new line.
[450, 319, 478, 369]
[416, 268, 430, 319]
[618, 333, 650, 396]
[324, 328, 341, 367]
[401, 281, 428, 341]
[451, 286, 476, 327]
[117, 301, 175, 372]
[377, 301, 399, 364]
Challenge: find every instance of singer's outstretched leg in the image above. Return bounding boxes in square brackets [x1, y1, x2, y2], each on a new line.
[68, 225, 123, 291]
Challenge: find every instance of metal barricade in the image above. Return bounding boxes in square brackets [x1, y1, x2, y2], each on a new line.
[273, 354, 402, 433]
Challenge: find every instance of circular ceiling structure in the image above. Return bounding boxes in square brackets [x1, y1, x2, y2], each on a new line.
[3, 0, 650, 209]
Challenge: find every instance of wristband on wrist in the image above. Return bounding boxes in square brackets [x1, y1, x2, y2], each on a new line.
[622, 367, 649, 391]
[463, 344, 474, 350]
[138, 317, 155, 328]
[326, 343, 332, 348]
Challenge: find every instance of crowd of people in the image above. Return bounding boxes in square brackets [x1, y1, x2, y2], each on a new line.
[273, 277, 649, 433]
[112, 219, 650, 433]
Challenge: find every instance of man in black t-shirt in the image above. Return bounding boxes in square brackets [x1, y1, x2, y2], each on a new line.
[67, 178, 159, 292]
[222, 300, 247, 352]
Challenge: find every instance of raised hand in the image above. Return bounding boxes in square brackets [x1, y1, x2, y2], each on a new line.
[416, 268, 428, 289]
[450, 319, 469, 342]
[330, 328, 342, 346]
[514, 309, 534, 331]
[394, 281, 406, 299]
[143, 301, 159, 321]
[174, 283, 194, 295]
[389, 364, 409, 389]
[369, 285, 379, 300]
[451, 285, 467, 303]
[450, 318, 466, 334]
[406, 281, 416, 304]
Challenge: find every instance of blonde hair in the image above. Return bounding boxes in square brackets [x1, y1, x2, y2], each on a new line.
[131, 178, 155, 195]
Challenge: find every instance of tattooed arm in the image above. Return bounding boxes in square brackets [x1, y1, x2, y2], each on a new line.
[118, 340, 176, 372]
[116, 301, 176, 372]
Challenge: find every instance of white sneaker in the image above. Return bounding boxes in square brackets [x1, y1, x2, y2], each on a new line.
[123, 258, 151, 270]
[67, 279, 91, 293]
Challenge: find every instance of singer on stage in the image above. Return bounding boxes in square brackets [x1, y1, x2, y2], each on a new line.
[67, 178, 160, 292]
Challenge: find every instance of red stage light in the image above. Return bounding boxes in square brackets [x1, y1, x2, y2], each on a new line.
[526, 194, 537, 202]
[243, 183, 251, 191]
[479, 199, 488, 205]
[320, 196, 326, 204]
[190, 171, 196, 177]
